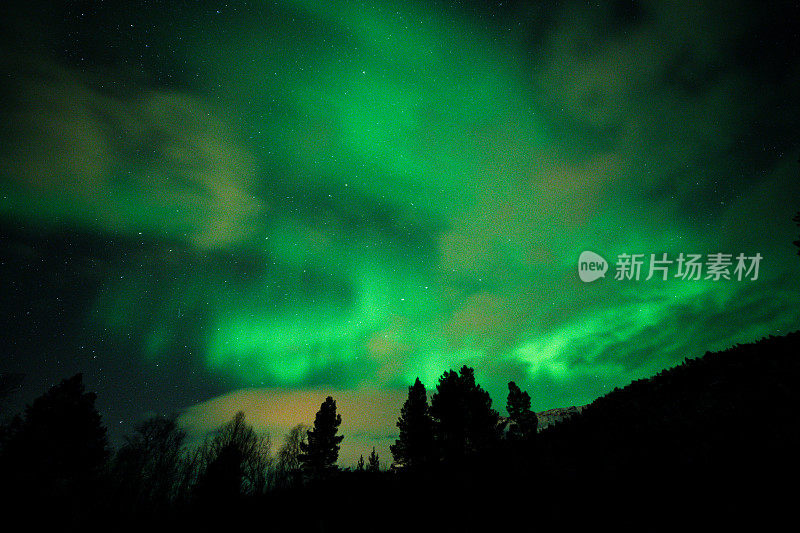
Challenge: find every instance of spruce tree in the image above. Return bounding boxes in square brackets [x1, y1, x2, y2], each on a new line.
[1, 374, 109, 486]
[430, 366, 500, 463]
[506, 381, 538, 440]
[390, 378, 434, 470]
[368, 446, 380, 472]
[0, 374, 109, 526]
[299, 396, 344, 478]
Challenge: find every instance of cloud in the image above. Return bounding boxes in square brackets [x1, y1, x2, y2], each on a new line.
[179, 387, 407, 467]
[0, 52, 261, 249]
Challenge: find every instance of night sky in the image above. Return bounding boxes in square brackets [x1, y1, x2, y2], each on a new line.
[2, 0, 799, 465]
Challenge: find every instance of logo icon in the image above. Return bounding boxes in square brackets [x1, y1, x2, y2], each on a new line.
[578, 251, 608, 282]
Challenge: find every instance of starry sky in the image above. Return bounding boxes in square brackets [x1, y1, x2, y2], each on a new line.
[1, 0, 799, 465]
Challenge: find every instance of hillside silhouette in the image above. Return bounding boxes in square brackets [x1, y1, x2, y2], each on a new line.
[533, 331, 800, 531]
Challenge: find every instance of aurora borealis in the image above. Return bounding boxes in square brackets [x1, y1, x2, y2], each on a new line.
[1, 0, 799, 464]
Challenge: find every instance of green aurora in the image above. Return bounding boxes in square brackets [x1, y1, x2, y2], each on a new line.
[1, 0, 799, 439]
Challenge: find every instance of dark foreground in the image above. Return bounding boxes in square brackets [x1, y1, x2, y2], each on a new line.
[3, 332, 799, 532]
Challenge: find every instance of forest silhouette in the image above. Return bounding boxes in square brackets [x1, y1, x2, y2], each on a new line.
[1, 329, 799, 532]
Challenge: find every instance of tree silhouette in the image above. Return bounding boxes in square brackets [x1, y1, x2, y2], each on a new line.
[356, 454, 365, 471]
[0, 374, 109, 492]
[430, 366, 500, 463]
[197, 441, 244, 504]
[276, 423, 308, 488]
[195, 411, 271, 501]
[299, 396, 344, 479]
[112, 414, 187, 510]
[506, 381, 538, 441]
[278, 423, 308, 470]
[368, 447, 380, 472]
[0, 373, 109, 528]
[390, 377, 434, 470]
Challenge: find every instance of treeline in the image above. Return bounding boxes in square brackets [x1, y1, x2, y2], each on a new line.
[0, 366, 537, 500]
[0, 385, 353, 519]
[1, 331, 799, 531]
[0, 365, 539, 531]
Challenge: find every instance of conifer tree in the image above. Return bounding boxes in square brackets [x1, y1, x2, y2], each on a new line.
[390, 378, 434, 469]
[1, 373, 109, 489]
[430, 366, 499, 463]
[299, 396, 344, 478]
[368, 446, 380, 472]
[506, 381, 538, 441]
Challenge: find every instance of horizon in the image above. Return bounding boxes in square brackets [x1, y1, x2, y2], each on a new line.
[6, 326, 797, 468]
